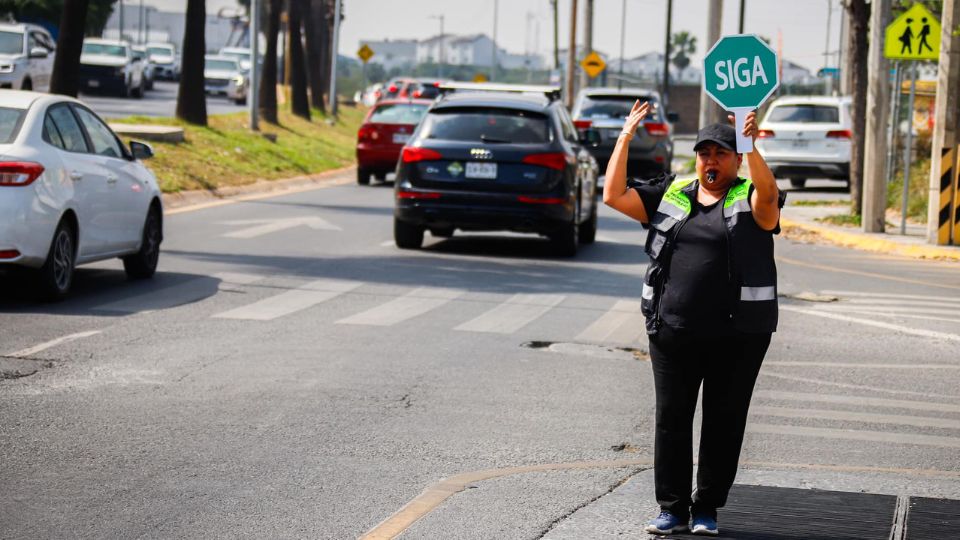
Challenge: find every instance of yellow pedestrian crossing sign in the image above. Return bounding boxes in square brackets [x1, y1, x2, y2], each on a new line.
[357, 44, 375, 63]
[885, 3, 940, 60]
[580, 51, 606, 78]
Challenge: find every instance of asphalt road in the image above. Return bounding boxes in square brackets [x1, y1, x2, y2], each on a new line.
[1, 172, 958, 539]
[82, 80, 247, 119]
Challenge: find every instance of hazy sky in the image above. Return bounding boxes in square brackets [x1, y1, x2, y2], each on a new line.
[138, 0, 842, 74]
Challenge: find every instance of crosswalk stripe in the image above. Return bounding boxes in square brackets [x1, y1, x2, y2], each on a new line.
[815, 305, 960, 317]
[754, 390, 960, 413]
[817, 309, 960, 325]
[455, 294, 565, 334]
[821, 290, 960, 303]
[747, 423, 960, 449]
[575, 300, 643, 343]
[212, 279, 360, 321]
[766, 361, 960, 369]
[336, 288, 462, 326]
[781, 305, 960, 343]
[92, 279, 210, 313]
[214, 272, 265, 285]
[843, 298, 960, 308]
[750, 405, 960, 430]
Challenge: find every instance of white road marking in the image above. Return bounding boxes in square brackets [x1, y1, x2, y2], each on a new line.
[214, 272, 265, 285]
[821, 290, 960, 303]
[750, 405, 960, 430]
[754, 390, 960, 413]
[221, 216, 341, 239]
[336, 288, 462, 326]
[212, 279, 360, 321]
[747, 423, 960, 449]
[575, 300, 643, 343]
[765, 361, 960, 370]
[843, 298, 960, 308]
[759, 371, 960, 400]
[781, 305, 960, 343]
[811, 308, 960, 325]
[815, 305, 960, 317]
[6, 330, 102, 358]
[594, 234, 620, 243]
[455, 294, 566, 334]
[380, 240, 394, 247]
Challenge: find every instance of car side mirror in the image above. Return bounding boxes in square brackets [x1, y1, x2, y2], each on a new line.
[29, 47, 48, 59]
[666, 112, 680, 123]
[578, 128, 601, 147]
[130, 140, 154, 160]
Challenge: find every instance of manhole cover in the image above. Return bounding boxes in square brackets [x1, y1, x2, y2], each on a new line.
[522, 341, 648, 361]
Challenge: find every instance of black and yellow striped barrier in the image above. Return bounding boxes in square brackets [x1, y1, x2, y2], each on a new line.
[936, 146, 958, 245]
[953, 146, 960, 245]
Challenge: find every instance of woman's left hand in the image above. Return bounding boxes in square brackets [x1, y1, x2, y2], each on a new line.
[727, 111, 759, 141]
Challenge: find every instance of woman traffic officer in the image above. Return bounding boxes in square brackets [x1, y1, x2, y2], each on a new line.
[602, 101, 785, 536]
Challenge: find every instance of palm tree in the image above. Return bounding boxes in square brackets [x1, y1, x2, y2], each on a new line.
[846, 0, 869, 215]
[49, 0, 89, 96]
[259, 0, 283, 124]
[302, 0, 326, 112]
[288, 0, 310, 119]
[670, 31, 697, 83]
[176, 0, 207, 125]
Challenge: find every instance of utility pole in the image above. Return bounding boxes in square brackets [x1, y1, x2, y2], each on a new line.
[699, 0, 723, 128]
[861, 0, 892, 233]
[119, 1, 125, 41]
[618, 0, 627, 90]
[927, 0, 960, 244]
[662, 0, 672, 103]
[492, 0, 499, 81]
[328, 0, 342, 117]
[580, 0, 593, 91]
[839, 1, 851, 94]
[823, 0, 833, 95]
[552, 0, 559, 71]
[249, 0, 259, 131]
[565, 0, 578, 109]
[738, 0, 745, 33]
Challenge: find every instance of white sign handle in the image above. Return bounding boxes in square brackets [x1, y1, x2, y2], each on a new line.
[730, 107, 754, 153]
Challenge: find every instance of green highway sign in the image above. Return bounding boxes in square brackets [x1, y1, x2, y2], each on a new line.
[703, 34, 780, 111]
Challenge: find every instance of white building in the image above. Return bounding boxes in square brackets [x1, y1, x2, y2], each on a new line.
[359, 33, 542, 70]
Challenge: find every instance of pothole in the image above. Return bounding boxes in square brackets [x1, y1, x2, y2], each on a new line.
[522, 341, 649, 361]
[610, 442, 643, 453]
[780, 291, 839, 303]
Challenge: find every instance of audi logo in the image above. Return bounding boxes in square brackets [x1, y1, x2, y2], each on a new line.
[470, 148, 493, 159]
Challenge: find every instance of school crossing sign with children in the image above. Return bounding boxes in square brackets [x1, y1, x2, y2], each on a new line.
[885, 3, 941, 61]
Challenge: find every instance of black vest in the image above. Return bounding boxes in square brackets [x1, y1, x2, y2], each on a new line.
[640, 176, 782, 335]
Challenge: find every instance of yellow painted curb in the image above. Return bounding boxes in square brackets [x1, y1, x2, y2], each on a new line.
[780, 218, 960, 262]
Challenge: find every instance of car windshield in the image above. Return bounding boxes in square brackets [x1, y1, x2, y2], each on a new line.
[206, 59, 238, 71]
[222, 51, 250, 62]
[369, 103, 429, 125]
[767, 105, 840, 123]
[0, 107, 26, 144]
[579, 95, 659, 120]
[420, 108, 551, 144]
[147, 47, 173, 57]
[0, 31, 23, 55]
[83, 43, 126, 56]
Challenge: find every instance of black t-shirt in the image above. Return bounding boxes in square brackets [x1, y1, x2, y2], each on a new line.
[634, 179, 734, 335]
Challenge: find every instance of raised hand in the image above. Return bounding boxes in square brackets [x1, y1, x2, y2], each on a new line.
[622, 100, 650, 136]
[727, 111, 759, 141]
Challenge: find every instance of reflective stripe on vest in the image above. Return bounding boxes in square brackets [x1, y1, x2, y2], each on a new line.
[642, 283, 655, 300]
[654, 178, 695, 222]
[741, 285, 776, 301]
[723, 180, 753, 218]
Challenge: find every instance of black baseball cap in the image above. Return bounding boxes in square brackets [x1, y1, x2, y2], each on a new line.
[693, 123, 738, 153]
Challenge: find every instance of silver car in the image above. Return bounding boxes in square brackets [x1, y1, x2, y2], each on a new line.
[0, 23, 55, 92]
[571, 87, 675, 180]
[204, 55, 247, 104]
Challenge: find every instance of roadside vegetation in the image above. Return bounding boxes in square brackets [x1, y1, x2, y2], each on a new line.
[112, 105, 365, 193]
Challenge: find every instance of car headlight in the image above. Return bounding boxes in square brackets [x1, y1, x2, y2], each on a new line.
[0, 64, 13, 73]
[233, 75, 244, 86]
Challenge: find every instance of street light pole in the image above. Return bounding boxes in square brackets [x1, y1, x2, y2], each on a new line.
[492, 0, 499, 81]
[824, 0, 833, 95]
[329, 0, 342, 117]
[565, 0, 578, 109]
[249, 0, 259, 131]
[618, 0, 626, 90]
[662, 0, 672, 104]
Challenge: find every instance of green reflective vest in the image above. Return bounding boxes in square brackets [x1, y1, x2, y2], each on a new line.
[641, 176, 781, 334]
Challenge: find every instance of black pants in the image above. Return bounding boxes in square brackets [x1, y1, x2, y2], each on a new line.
[648, 325, 771, 520]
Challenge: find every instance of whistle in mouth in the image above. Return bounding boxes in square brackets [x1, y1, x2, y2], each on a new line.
[707, 171, 717, 184]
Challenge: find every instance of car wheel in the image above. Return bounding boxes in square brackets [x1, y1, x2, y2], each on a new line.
[431, 227, 454, 238]
[122, 207, 161, 279]
[578, 204, 597, 244]
[133, 77, 145, 98]
[120, 77, 131, 98]
[394, 218, 424, 249]
[374, 171, 388, 182]
[357, 167, 371, 185]
[35, 220, 76, 301]
[550, 217, 579, 257]
[234, 96, 247, 105]
[21, 78, 31, 91]
[789, 178, 807, 188]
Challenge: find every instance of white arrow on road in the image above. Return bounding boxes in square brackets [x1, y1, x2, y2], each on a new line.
[220, 216, 342, 239]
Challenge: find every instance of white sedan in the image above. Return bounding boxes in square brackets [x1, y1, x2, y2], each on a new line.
[0, 90, 163, 299]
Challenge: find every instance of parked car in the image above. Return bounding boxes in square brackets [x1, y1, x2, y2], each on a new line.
[356, 99, 432, 184]
[571, 87, 675, 180]
[755, 95, 852, 188]
[145, 42, 179, 80]
[204, 55, 247, 104]
[379, 78, 417, 101]
[218, 47, 252, 71]
[0, 90, 163, 299]
[0, 23, 55, 92]
[131, 45, 155, 90]
[361, 82, 384, 106]
[79, 38, 145, 98]
[409, 78, 444, 100]
[393, 83, 600, 256]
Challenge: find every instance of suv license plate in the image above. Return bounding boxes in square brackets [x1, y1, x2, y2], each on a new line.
[791, 139, 809, 148]
[466, 162, 497, 179]
[392, 133, 410, 144]
[88, 80, 100, 88]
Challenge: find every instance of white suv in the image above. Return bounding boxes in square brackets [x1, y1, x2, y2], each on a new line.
[755, 96, 852, 188]
[78, 38, 145, 98]
[0, 23, 56, 92]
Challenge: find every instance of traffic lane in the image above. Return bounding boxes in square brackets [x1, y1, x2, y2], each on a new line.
[83, 81, 247, 119]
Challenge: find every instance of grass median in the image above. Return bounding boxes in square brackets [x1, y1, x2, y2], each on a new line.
[112, 105, 365, 193]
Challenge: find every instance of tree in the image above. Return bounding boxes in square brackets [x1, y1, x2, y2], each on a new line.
[176, 0, 206, 125]
[288, 0, 310, 119]
[259, 0, 282, 124]
[670, 31, 697, 82]
[845, 0, 869, 215]
[0, 0, 116, 36]
[48, 0, 88, 97]
[302, 0, 325, 112]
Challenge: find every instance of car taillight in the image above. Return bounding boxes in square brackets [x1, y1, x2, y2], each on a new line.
[358, 126, 371, 141]
[573, 120, 592, 130]
[826, 130, 852, 139]
[0, 162, 44, 186]
[517, 196, 567, 204]
[0, 250, 20, 259]
[401, 147, 443, 163]
[388, 85, 398, 93]
[758, 129, 775, 138]
[412, 90, 423, 98]
[433, 81, 441, 87]
[397, 189, 442, 199]
[522, 152, 570, 171]
[644, 122, 669, 136]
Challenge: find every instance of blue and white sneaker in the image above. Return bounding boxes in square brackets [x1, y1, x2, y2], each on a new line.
[691, 513, 719, 535]
[644, 511, 689, 534]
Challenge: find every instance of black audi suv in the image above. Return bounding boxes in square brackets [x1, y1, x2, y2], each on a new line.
[393, 83, 600, 256]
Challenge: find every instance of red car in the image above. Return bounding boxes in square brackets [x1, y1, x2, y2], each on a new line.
[378, 78, 417, 102]
[356, 99, 432, 184]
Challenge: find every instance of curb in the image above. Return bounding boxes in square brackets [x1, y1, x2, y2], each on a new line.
[161, 165, 357, 213]
[780, 218, 960, 262]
